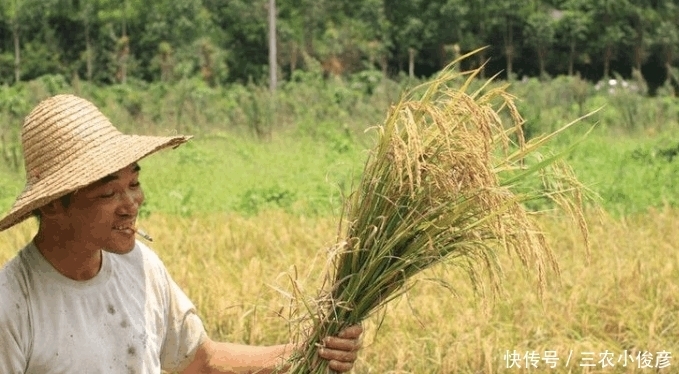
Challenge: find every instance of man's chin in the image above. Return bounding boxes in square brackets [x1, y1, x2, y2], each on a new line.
[103, 242, 137, 255]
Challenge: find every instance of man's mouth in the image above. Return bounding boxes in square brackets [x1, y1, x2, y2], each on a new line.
[112, 222, 152, 241]
[113, 224, 135, 234]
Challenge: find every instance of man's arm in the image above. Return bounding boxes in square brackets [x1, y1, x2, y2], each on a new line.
[181, 339, 292, 374]
[182, 325, 363, 374]
[0, 268, 30, 374]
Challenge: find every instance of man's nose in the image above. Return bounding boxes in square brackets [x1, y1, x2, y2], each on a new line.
[118, 189, 143, 215]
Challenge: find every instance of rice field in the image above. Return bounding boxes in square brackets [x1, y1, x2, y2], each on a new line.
[1, 71, 678, 373]
[1, 206, 676, 373]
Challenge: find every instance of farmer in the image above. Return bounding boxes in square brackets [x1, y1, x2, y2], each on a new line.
[0, 94, 363, 373]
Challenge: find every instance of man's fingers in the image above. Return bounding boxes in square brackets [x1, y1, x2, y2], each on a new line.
[337, 324, 363, 339]
[319, 347, 358, 363]
[328, 359, 353, 373]
[322, 336, 362, 352]
[317, 323, 363, 372]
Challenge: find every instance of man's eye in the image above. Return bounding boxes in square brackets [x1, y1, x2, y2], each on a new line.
[131, 182, 141, 188]
[100, 192, 115, 199]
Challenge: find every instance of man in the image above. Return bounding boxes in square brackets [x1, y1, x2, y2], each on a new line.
[0, 94, 362, 373]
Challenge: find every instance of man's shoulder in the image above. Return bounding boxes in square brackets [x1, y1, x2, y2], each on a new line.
[0, 250, 31, 372]
[120, 240, 171, 278]
[0, 248, 31, 319]
[0, 246, 31, 293]
[134, 240, 165, 265]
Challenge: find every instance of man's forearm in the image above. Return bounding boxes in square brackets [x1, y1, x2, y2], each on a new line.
[186, 340, 296, 374]
[209, 341, 294, 374]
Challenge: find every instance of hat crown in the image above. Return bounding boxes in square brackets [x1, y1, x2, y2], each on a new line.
[21, 94, 120, 185]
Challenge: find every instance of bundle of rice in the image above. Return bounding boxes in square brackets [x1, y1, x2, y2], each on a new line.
[285, 51, 593, 373]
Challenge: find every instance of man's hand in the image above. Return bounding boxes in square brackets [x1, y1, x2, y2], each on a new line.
[318, 324, 363, 373]
[181, 324, 364, 374]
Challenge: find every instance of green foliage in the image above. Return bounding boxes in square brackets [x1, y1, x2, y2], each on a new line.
[238, 184, 297, 215]
[1, 72, 679, 220]
[565, 133, 679, 215]
[4, 0, 679, 85]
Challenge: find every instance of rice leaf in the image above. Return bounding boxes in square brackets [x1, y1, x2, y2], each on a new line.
[284, 52, 594, 374]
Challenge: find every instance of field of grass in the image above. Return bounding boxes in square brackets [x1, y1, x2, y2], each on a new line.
[1, 73, 679, 373]
[1, 133, 679, 373]
[1, 207, 677, 373]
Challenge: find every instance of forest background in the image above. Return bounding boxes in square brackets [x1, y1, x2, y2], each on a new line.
[2, 0, 679, 89]
[2, 1, 679, 372]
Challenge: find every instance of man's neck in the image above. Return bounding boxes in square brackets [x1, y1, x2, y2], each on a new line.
[33, 229, 103, 281]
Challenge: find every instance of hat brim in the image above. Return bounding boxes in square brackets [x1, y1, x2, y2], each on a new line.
[0, 133, 191, 232]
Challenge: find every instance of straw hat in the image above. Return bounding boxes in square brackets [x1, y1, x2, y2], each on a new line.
[0, 94, 191, 231]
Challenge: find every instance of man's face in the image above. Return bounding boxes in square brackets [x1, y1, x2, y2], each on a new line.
[57, 163, 145, 254]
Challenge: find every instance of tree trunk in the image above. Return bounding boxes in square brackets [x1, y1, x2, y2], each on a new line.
[268, 0, 277, 92]
[634, 22, 643, 73]
[289, 41, 298, 72]
[633, 43, 642, 73]
[117, 37, 129, 84]
[121, 64, 127, 84]
[538, 48, 546, 79]
[12, 22, 20, 83]
[304, 0, 315, 55]
[122, 0, 127, 38]
[504, 18, 514, 80]
[380, 54, 388, 78]
[121, 0, 128, 84]
[665, 61, 678, 96]
[665, 49, 675, 93]
[568, 41, 575, 76]
[505, 46, 513, 80]
[408, 48, 415, 78]
[85, 21, 93, 81]
[603, 45, 612, 79]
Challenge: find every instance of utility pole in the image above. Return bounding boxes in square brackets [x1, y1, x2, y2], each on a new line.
[268, 0, 277, 92]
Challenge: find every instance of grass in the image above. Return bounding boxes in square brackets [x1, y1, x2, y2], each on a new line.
[2, 127, 677, 218]
[0, 128, 677, 372]
[1, 208, 676, 373]
[1, 71, 679, 373]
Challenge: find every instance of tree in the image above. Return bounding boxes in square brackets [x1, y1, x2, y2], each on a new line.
[628, 0, 657, 73]
[431, 0, 469, 68]
[3, 0, 24, 83]
[556, 1, 591, 76]
[268, 0, 277, 92]
[525, 10, 556, 78]
[46, 0, 100, 81]
[276, 0, 306, 74]
[463, 0, 493, 77]
[78, 0, 99, 82]
[97, 0, 139, 83]
[385, 0, 435, 78]
[0, 0, 50, 83]
[490, 0, 532, 80]
[203, 0, 268, 83]
[354, 0, 392, 76]
[587, 0, 632, 79]
[654, 2, 679, 87]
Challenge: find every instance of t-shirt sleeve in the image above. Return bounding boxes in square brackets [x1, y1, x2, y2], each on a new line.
[158, 270, 208, 372]
[0, 265, 30, 374]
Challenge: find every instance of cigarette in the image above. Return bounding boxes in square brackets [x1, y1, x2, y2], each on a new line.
[134, 228, 153, 242]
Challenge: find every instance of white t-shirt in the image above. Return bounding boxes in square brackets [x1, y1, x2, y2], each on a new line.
[0, 240, 207, 374]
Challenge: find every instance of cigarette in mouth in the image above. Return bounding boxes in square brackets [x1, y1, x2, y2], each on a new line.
[134, 228, 153, 242]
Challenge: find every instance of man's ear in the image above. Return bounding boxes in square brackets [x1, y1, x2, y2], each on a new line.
[38, 200, 67, 218]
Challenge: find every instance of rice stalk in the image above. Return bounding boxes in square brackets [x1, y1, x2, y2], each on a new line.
[283, 50, 595, 374]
